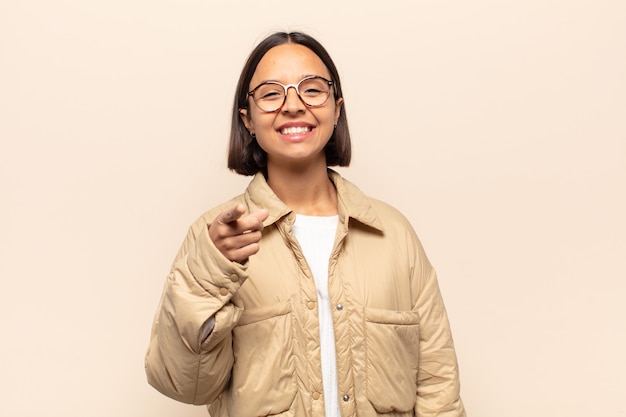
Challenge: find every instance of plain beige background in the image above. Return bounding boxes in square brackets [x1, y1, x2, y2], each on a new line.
[1, 0, 625, 416]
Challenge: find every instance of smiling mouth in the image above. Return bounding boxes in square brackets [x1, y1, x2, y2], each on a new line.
[279, 126, 312, 135]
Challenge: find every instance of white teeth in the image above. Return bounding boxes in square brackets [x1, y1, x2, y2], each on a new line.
[280, 126, 311, 135]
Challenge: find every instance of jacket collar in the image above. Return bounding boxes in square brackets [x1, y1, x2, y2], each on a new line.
[244, 169, 384, 232]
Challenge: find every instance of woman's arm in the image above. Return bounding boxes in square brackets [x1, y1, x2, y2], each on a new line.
[411, 232, 467, 417]
[145, 216, 249, 405]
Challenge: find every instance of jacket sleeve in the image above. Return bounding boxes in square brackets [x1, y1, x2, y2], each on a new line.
[145, 215, 249, 405]
[411, 233, 467, 417]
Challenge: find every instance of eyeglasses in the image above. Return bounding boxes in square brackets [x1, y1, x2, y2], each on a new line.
[247, 75, 335, 113]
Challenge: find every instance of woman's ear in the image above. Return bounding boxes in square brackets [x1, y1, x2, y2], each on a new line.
[334, 97, 343, 126]
[239, 108, 254, 135]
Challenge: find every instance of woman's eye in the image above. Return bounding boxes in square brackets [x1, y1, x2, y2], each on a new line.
[259, 91, 282, 100]
[303, 88, 323, 96]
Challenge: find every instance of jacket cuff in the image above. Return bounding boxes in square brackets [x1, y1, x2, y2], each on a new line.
[187, 223, 249, 298]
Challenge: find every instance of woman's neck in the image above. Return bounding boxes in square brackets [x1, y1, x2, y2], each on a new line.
[266, 162, 338, 216]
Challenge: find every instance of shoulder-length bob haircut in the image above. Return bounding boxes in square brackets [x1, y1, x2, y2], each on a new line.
[228, 31, 351, 176]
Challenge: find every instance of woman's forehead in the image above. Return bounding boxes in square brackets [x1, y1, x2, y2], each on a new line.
[251, 44, 331, 84]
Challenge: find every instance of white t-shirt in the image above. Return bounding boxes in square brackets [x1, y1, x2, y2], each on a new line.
[292, 214, 341, 417]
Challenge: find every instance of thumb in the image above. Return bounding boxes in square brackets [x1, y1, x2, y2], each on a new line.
[252, 208, 270, 223]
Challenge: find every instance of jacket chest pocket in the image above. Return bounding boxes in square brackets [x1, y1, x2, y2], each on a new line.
[364, 307, 420, 414]
[230, 300, 297, 417]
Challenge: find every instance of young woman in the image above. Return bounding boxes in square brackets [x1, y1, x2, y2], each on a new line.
[146, 31, 466, 417]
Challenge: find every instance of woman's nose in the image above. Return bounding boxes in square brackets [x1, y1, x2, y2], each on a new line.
[281, 86, 306, 113]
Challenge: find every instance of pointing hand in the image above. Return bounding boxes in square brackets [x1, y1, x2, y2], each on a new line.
[208, 204, 269, 263]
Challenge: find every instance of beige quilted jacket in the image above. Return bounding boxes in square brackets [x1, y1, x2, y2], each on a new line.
[145, 170, 466, 417]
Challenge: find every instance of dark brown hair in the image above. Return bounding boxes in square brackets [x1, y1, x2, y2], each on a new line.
[227, 31, 351, 176]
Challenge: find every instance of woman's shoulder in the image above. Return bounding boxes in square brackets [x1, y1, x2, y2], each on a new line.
[332, 171, 416, 232]
[367, 196, 415, 230]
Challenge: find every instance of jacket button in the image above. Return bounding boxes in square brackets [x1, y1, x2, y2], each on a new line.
[312, 391, 320, 400]
[229, 274, 239, 282]
[307, 301, 316, 310]
[219, 288, 229, 296]
[343, 394, 350, 402]
[336, 304, 343, 311]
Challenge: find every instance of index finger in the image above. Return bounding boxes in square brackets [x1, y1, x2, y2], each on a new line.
[217, 204, 245, 225]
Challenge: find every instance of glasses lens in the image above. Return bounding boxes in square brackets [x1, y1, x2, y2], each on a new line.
[253, 83, 285, 112]
[298, 77, 331, 107]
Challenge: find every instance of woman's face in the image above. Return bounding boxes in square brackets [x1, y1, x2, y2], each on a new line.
[240, 43, 343, 170]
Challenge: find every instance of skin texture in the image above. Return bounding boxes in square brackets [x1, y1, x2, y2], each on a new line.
[210, 43, 343, 263]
